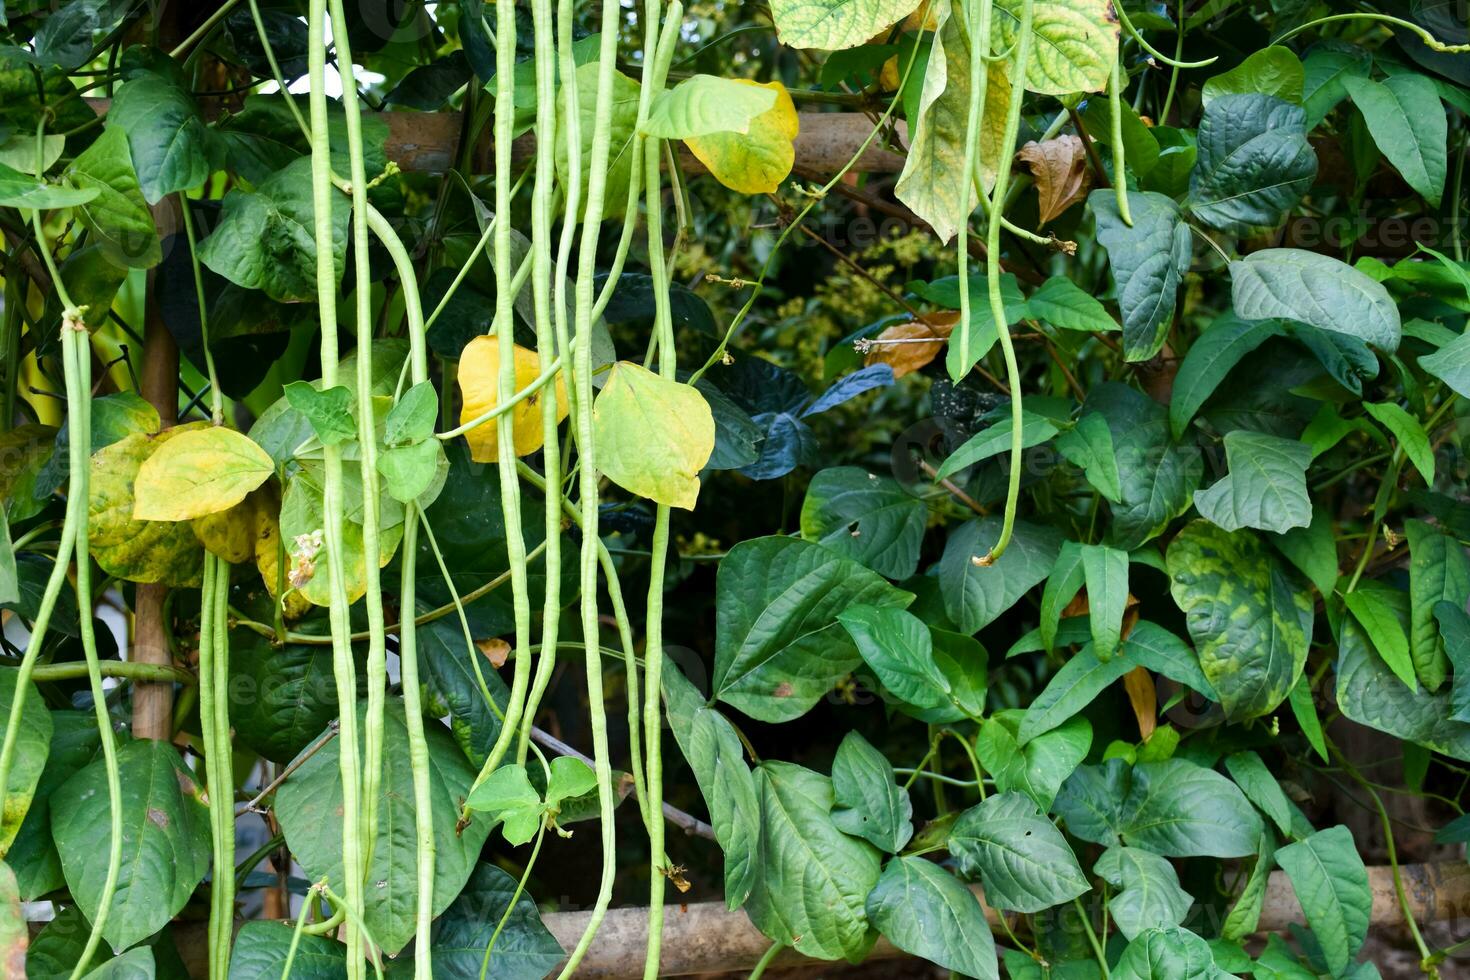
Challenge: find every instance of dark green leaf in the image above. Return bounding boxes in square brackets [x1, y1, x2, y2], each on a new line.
[1275, 826, 1370, 975]
[1342, 73, 1446, 206]
[51, 739, 211, 951]
[1025, 276, 1118, 332]
[712, 536, 912, 722]
[1194, 430, 1312, 534]
[227, 921, 347, 980]
[428, 863, 565, 979]
[744, 761, 881, 961]
[938, 517, 1061, 634]
[1230, 249, 1401, 351]
[799, 467, 927, 579]
[949, 791, 1089, 913]
[1086, 383, 1203, 549]
[0, 667, 49, 855]
[865, 857, 998, 979]
[1169, 314, 1285, 439]
[1094, 846, 1193, 940]
[66, 126, 161, 269]
[838, 604, 951, 710]
[830, 731, 913, 853]
[108, 69, 217, 204]
[1189, 94, 1316, 235]
[1113, 926, 1224, 980]
[1201, 47, 1304, 104]
[1055, 411, 1122, 503]
[1089, 190, 1192, 362]
[979, 711, 1091, 810]
[1118, 758, 1263, 858]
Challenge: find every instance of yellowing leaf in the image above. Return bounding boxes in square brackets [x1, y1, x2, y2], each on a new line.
[769, 0, 922, 50]
[895, 0, 1013, 243]
[456, 335, 569, 463]
[249, 484, 313, 621]
[592, 362, 714, 510]
[89, 424, 205, 587]
[132, 426, 274, 521]
[685, 80, 799, 195]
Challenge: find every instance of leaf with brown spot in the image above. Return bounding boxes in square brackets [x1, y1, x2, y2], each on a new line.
[477, 638, 511, 668]
[1017, 136, 1092, 225]
[864, 312, 958, 379]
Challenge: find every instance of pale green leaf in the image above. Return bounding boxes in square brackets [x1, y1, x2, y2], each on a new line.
[593, 361, 714, 510]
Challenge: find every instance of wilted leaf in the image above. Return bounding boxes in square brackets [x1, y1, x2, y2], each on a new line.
[863, 312, 956, 379]
[1017, 135, 1091, 225]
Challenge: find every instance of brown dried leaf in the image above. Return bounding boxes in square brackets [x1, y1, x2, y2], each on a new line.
[863, 311, 958, 379]
[477, 637, 511, 667]
[1016, 135, 1092, 226]
[1123, 666, 1157, 742]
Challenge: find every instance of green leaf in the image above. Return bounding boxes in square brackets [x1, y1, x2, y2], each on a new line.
[993, 0, 1119, 95]
[938, 517, 1062, 634]
[428, 863, 565, 980]
[1189, 94, 1316, 236]
[979, 711, 1091, 810]
[1086, 383, 1203, 548]
[745, 761, 882, 961]
[838, 604, 950, 710]
[1082, 543, 1129, 658]
[865, 856, 998, 979]
[35, 390, 159, 500]
[545, 757, 596, 810]
[1342, 73, 1447, 206]
[712, 536, 912, 722]
[1232, 249, 1401, 351]
[1440, 602, 1470, 727]
[1288, 675, 1329, 762]
[84, 948, 155, 980]
[894, 0, 1013, 243]
[1201, 47, 1304, 105]
[908, 628, 989, 724]
[1223, 751, 1293, 837]
[1420, 330, 1470, 398]
[1055, 411, 1122, 503]
[465, 764, 542, 843]
[66, 126, 161, 269]
[284, 382, 356, 447]
[1118, 758, 1264, 858]
[644, 74, 778, 138]
[949, 791, 1089, 913]
[1025, 275, 1119, 332]
[0, 668, 50, 854]
[1167, 520, 1313, 720]
[279, 462, 405, 607]
[1336, 612, 1470, 762]
[1169, 314, 1285, 439]
[799, 466, 927, 579]
[1094, 846, 1193, 941]
[1275, 826, 1371, 975]
[1113, 927, 1225, 980]
[1019, 644, 1132, 742]
[554, 63, 642, 218]
[10, 711, 99, 900]
[1090, 190, 1192, 362]
[1301, 44, 1370, 128]
[228, 627, 354, 765]
[26, 905, 111, 980]
[275, 702, 493, 955]
[767, 0, 921, 49]
[0, 158, 97, 209]
[198, 157, 348, 303]
[384, 381, 438, 446]
[592, 361, 715, 510]
[1222, 832, 1276, 940]
[227, 921, 348, 980]
[662, 660, 761, 907]
[0, 863, 25, 977]
[1273, 503, 1339, 596]
[1343, 583, 1417, 691]
[1053, 757, 1131, 846]
[417, 616, 510, 768]
[1364, 402, 1434, 484]
[1194, 430, 1312, 534]
[933, 410, 1058, 481]
[132, 426, 274, 521]
[1039, 540, 1087, 653]
[378, 439, 446, 505]
[830, 731, 913, 853]
[51, 739, 211, 951]
[107, 70, 217, 204]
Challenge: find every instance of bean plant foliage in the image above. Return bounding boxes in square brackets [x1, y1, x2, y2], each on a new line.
[0, 0, 1469, 978]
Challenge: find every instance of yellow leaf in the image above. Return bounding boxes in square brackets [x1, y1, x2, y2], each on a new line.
[456, 335, 568, 463]
[249, 484, 312, 621]
[592, 362, 714, 510]
[89, 424, 206, 587]
[685, 80, 799, 196]
[133, 426, 274, 521]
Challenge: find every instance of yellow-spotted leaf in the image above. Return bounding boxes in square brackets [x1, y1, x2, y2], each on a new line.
[89, 425, 205, 587]
[456, 335, 569, 463]
[132, 427, 274, 521]
[769, 0, 922, 50]
[994, 0, 1118, 95]
[592, 362, 714, 510]
[895, 0, 1013, 243]
[686, 81, 799, 195]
